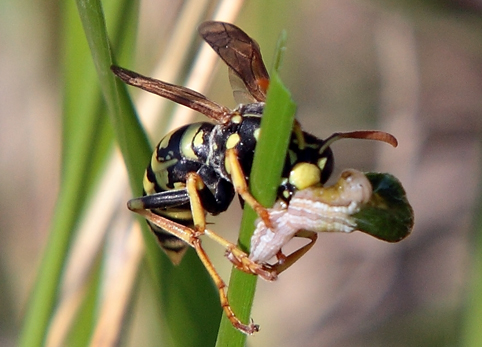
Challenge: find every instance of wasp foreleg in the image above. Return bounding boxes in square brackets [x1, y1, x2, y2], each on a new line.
[225, 149, 272, 229]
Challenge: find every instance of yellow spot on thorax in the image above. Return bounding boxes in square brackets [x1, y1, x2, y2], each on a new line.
[231, 115, 243, 124]
[226, 133, 241, 149]
[253, 128, 261, 141]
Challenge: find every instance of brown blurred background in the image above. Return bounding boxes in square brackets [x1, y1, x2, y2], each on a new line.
[2, 0, 482, 346]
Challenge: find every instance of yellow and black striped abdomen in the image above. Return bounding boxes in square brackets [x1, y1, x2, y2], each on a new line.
[142, 122, 215, 262]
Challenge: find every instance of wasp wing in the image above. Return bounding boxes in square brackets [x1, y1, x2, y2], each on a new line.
[198, 21, 270, 104]
[111, 66, 232, 124]
[228, 69, 259, 105]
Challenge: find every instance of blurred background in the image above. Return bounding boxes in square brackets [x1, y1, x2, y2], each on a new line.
[2, 0, 482, 346]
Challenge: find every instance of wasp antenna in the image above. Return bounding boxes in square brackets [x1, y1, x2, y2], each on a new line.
[111, 65, 139, 83]
[338, 131, 398, 147]
[319, 130, 398, 154]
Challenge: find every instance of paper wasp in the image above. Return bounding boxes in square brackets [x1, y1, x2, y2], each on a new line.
[112, 21, 402, 334]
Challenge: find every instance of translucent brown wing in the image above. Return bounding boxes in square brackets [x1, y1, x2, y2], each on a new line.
[198, 21, 270, 104]
[111, 66, 232, 124]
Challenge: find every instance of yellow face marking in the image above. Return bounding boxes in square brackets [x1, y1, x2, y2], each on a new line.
[289, 163, 321, 190]
[226, 133, 241, 149]
[288, 150, 297, 165]
[317, 157, 327, 171]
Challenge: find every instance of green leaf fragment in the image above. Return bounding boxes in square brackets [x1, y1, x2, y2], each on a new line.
[353, 172, 414, 242]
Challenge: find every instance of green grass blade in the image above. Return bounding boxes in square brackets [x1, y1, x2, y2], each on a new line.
[18, 1, 137, 345]
[74, 1, 222, 346]
[462, 148, 482, 346]
[215, 31, 297, 346]
[462, 226, 482, 346]
[75, 0, 151, 185]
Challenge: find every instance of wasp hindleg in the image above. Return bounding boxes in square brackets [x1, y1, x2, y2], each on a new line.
[128, 168, 275, 334]
[128, 204, 259, 333]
